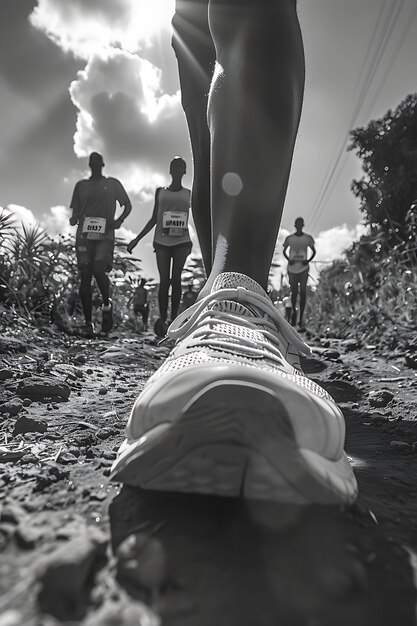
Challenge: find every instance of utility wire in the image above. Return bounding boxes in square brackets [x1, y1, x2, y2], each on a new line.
[313, 1, 417, 229]
[308, 0, 393, 227]
[309, 0, 408, 230]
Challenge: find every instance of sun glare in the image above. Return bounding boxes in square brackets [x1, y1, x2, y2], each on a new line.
[133, 0, 176, 41]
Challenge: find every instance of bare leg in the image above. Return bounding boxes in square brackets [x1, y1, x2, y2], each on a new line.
[79, 265, 93, 323]
[171, 245, 192, 320]
[206, 0, 305, 292]
[299, 273, 308, 326]
[172, 0, 215, 275]
[92, 260, 111, 307]
[290, 286, 298, 326]
[155, 248, 171, 323]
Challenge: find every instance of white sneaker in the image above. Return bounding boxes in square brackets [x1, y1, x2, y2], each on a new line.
[111, 273, 357, 505]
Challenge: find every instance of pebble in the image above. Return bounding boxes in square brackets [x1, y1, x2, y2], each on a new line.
[115, 532, 168, 596]
[341, 338, 362, 352]
[0, 369, 13, 381]
[13, 415, 48, 436]
[16, 377, 71, 402]
[97, 427, 115, 440]
[368, 390, 394, 408]
[36, 527, 108, 621]
[0, 398, 24, 417]
[98, 387, 108, 395]
[15, 522, 44, 549]
[102, 450, 117, 460]
[390, 441, 411, 454]
[405, 353, 417, 369]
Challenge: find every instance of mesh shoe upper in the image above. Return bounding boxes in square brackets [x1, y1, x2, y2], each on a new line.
[142, 273, 334, 406]
[115, 272, 356, 503]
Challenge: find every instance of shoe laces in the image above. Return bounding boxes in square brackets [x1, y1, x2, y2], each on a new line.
[166, 286, 310, 370]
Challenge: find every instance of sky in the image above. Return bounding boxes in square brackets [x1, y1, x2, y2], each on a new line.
[1, 0, 417, 284]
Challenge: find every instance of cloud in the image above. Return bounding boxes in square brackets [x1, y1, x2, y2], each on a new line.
[28, 1, 190, 211]
[314, 223, 368, 264]
[5, 204, 38, 230]
[5, 204, 73, 239]
[69, 47, 189, 195]
[40, 205, 72, 237]
[29, 0, 175, 59]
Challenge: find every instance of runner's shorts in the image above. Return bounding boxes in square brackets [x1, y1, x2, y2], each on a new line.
[288, 268, 309, 288]
[76, 239, 114, 272]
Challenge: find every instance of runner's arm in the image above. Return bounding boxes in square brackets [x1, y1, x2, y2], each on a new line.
[112, 182, 133, 228]
[283, 241, 294, 265]
[127, 189, 160, 253]
[306, 242, 316, 264]
[69, 183, 81, 225]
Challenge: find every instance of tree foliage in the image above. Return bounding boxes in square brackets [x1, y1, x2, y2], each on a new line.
[349, 93, 417, 242]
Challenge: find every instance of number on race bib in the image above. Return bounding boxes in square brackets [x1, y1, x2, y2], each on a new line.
[162, 211, 188, 237]
[82, 217, 107, 240]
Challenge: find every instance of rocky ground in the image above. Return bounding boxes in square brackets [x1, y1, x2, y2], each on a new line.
[0, 321, 417, 626]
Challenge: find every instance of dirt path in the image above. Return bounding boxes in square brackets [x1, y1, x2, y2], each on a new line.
[0, 326, 416, 625]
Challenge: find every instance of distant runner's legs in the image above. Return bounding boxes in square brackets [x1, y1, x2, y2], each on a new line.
[288, 272, 299, 325]
[298, 270, 309, 326]
[155, 246, 171, 323]
[92, 260, 111, 307]
[171, 243, 193, 320]
[79, 265, 93, 323]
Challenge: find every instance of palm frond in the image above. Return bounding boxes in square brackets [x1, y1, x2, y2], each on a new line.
[0, 208, 16, 240]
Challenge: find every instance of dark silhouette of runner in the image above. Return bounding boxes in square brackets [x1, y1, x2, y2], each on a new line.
[283, 217, 316, 327]
[69, 152, 132, 337]
[132, 278, 149, 330]
[127, 157, 192, 337]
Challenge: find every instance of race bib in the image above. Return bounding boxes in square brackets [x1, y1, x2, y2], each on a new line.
[162, 211, 188, 237]
[291, 252, 306, 261]
[82, 217, 107, 239]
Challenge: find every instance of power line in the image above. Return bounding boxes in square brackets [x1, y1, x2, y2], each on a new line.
[308, 0, 395, 227]
[363, 2, 417, 119]
[306, 1, 390, 230]
[313, 1, 417, 227]
[308, 0, 409, 231]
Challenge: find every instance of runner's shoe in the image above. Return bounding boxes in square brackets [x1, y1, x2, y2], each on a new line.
[111, 272, 358, 505]
[80, 322, 95, 339]
[101, 299, 113, 333]
[154, 318, 168, 338]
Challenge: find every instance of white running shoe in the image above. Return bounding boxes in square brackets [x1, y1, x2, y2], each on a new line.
[111, 273, 358, 505]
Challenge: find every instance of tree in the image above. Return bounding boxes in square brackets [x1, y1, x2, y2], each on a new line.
[349, 93, 417, 243]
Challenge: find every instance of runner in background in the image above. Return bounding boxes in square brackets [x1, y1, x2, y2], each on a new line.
[180, 283, 198, 313]
[127, 157, 192, 337]
[69, 152, 132, 337]
[281, 293, 293, 323]
[132, 278, 149, 330]
[283, 217, 316, 328]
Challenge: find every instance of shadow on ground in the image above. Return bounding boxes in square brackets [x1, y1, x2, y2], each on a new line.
[109, 483, 416, 626]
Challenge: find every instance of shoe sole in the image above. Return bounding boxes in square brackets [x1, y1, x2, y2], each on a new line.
[111, 382, 357, 505]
